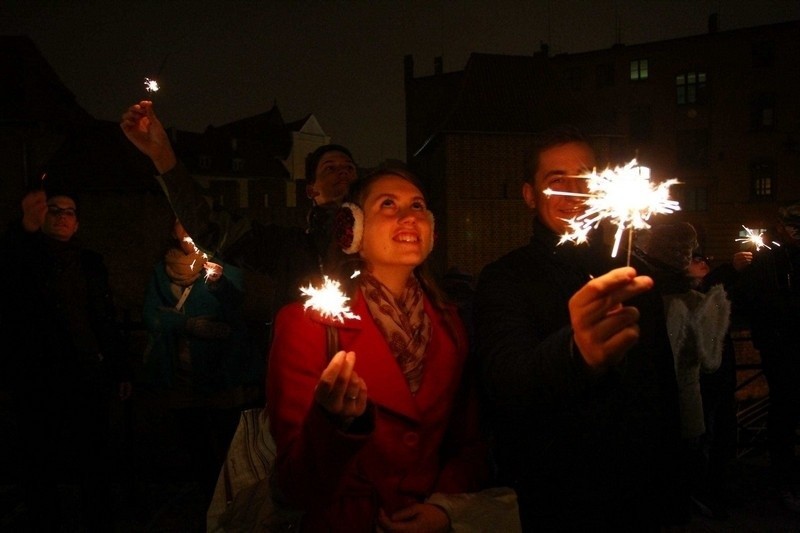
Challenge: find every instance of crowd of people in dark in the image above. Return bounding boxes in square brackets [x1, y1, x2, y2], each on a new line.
[0, 100, 798, 532]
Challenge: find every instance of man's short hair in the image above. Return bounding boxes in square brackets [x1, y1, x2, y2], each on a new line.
[523, 125, 590, 183]
[305, 144, 354, 183]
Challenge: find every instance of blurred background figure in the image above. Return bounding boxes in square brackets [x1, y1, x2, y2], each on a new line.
[640, 223, 731, 521]
[690, 250, 753, 518]
[139, 218, 261, 507]
[0, 186, 132, 532]
[734, 199, 800, 512]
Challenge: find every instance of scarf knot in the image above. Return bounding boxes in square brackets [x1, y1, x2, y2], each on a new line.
[361, 271, 430, 394]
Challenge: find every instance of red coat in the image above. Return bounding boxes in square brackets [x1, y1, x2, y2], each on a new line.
[266, 290, 488, 532]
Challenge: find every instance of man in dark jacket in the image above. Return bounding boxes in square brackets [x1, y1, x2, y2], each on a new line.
[120, 100, 358, 323]
[734, 199, 800, 511]
[475, 126, 684, 530]
[1, 187, 132, 532]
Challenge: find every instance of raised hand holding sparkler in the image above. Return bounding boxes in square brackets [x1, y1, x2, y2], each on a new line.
[549, 159, 681, 264]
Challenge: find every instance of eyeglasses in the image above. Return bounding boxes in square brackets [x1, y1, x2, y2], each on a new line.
[47, 206, 77, 218]
[691, 256, 710, 264]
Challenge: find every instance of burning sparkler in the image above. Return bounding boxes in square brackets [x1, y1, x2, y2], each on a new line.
[735, 225, 780, 251]
[301, 275, 361, 323]
[547, 159, 681, 262]
[144, 77, 160, 93]
[181, 236, 218, 281]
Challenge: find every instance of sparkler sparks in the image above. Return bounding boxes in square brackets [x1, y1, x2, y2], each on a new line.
[548, 159, 681, 259]
[301, 276, 361, 323]
[144, 78, 160, 93]
[182, 236, 215, 279]
[735, 225, 780, 251]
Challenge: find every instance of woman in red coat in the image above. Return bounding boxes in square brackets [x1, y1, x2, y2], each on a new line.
[266, 166, 488, 532]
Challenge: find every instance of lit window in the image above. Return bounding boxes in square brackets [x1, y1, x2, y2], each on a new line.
[630, 59, 648, 81]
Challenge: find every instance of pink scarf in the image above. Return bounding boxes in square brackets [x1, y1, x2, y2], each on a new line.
[360, 271, 431, 394]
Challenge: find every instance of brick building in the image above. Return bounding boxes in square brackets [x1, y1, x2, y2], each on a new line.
[405, 19, 800, 278]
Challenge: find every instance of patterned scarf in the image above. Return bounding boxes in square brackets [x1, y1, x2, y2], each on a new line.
[360, 271, 431, 394]
[164, 247, 205, 287]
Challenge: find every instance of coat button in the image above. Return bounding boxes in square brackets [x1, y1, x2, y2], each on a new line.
[402, 432, 420, 447]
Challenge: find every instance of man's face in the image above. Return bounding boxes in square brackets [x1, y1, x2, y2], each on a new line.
[523, 141, 596, 235]
[309, 150, 357, 205]
[42, 195, 79, 242]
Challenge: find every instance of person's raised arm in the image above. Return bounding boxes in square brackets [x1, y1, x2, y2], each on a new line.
[21, 190, 48, 233]
[120, 100, 177, 174]
[568, 266, 653, 371]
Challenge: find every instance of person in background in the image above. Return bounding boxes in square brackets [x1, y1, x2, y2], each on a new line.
[266, 167, 489, 532]
[689, 250, 752, 518]
[141, 218, 260, 504]
[734, 200, 800, 512]
[120, 101, 358, 326]
[0, 187, 132, 532]
[475, 125, 685, 530]
[639, 223, 731, 521]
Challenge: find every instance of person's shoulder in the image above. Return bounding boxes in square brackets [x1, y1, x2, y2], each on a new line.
[479, 244, 537, 279]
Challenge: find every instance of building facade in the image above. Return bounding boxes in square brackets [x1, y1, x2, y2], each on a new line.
[405, 19, 800, 278]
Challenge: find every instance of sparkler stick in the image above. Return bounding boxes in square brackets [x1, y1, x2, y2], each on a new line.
[548, 159, 681, 265]
[735, 225, 780, 251]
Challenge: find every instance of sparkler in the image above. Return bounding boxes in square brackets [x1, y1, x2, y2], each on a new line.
[182, 236, 217, 281]
[144, 77, 160, 93]
[547, 159, 681, 263]
[301, 275, 361, 323]
[735, 225, 780, 251]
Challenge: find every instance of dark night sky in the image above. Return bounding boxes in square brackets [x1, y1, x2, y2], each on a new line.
[3, 1, 798, 167]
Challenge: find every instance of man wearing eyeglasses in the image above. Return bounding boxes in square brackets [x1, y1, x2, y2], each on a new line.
[1, 187, 132, 531]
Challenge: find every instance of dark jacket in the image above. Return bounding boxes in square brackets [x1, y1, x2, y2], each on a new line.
[475, 219, 682, 531]
[734, 243, 800, 352]
[155, 162, 337, 318]
[0, 220, 130, 392]
[142, 258, 259, 393]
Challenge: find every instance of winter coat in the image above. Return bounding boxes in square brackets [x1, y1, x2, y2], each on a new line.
[475, 219, 683, 530]
[266, 291, 488, 532]
[142, 258, 258, 394]
[662, 285, 730, 438]
[1, 220, 130, 392]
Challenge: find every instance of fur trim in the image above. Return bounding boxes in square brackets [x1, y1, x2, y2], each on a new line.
[336, 202, 364, 254]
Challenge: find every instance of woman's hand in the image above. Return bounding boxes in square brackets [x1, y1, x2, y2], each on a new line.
[204, 261, 223, 283]
[314, 351, 367, 422]
[378, 503, 450, 532]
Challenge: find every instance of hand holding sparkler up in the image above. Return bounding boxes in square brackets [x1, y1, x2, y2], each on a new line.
[314, 350, 368, 422]
[20, 190, 48, 233]
[120, 100, 177, 174]
[568, 266, 654, 371]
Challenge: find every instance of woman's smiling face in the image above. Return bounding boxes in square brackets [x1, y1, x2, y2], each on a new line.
[358, 174, 433, 276]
